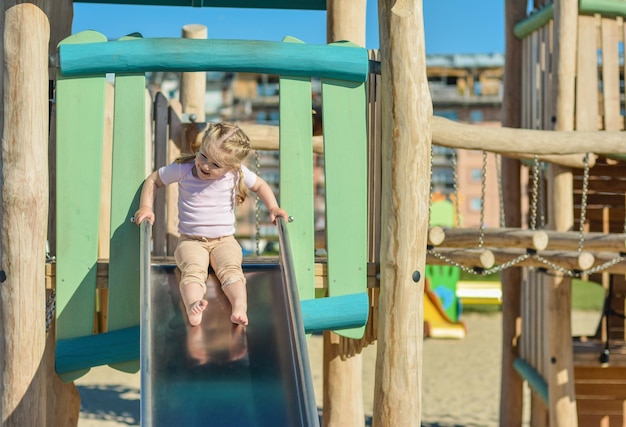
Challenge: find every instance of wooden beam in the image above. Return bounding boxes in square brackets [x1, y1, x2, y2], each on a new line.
[427, 248, 495, 269]
[240, 123, 324, 154]
[430, 227, 549, 251]
[507, 152, 596, 169]
[544, 230, 626, 252]
[242, 121, 607, 168]
[431, 116, 626, 155]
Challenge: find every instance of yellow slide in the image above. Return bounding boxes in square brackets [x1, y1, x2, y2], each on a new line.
[424, 280, 467, 339]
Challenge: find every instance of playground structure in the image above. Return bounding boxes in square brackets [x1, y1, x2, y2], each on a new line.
[2, 2, 626, 427]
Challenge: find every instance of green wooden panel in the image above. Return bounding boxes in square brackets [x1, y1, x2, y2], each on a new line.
[107, 35, 146, 373]
[55, 30, 108, 382]
[321, 41, 368, 339]
[279, 36, 315, 302]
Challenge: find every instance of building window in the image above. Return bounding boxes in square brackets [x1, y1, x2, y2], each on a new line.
[435, 111, 458, 121]
[470, 110, 483, 123]
[469, 197, 482, 212]
[470, 168, 482, 181]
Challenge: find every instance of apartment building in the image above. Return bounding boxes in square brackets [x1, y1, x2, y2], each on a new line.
[149, 52, 505, 251]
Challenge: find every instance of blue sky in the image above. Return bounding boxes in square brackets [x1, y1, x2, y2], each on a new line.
[73, 1, 505, 54]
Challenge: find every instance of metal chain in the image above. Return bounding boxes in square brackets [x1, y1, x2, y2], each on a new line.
[428, 144, 434, 223]
[45, 289, 56, 332]
[495, 154, 506, 227]
[427, 247, 531, 276]
[481, 252, 532, 276]
[429, 245, 626, 279]
[532, 254, 579, 277]
[537, 162, 547, 229]
[530, 155, 540, 230]
[254, 150, 261, 256]
[578, 153, 590, 253]
[451, 149, 461, 227]
[427, 248, 482, 275]
[478, 151, 487, 248]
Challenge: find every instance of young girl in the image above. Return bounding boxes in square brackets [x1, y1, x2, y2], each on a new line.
[134, 122, 288, 326]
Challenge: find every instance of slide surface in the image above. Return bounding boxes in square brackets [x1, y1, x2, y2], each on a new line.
[141, 261, 319, 427]
[424, 282, 467, 339]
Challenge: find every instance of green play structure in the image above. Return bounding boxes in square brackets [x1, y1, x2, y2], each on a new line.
[427, 197, 461, 322]
[54, 31, 371, 387]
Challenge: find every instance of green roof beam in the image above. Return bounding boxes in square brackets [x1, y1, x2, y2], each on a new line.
[73, 0, 326, 10]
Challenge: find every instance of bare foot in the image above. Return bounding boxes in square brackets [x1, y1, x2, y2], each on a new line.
[231, 304, 248, 326]
[187, 299, 208, 326]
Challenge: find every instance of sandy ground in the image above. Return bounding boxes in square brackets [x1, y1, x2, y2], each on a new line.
[75, 310, 602, 427]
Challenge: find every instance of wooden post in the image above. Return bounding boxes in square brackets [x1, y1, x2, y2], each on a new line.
[322, 333, 364, 427]
[180, 24, 207, 122]
[373, 1, 431, 426]
[44, 0, 72, 78]
[0, 2, 49, 425]
[500, 1, 527, 417]
[176, 25, 205, 268]
[546, 1, 579, 426]
[166, 100, 183, 255]
[44, 0, 73, 253]
[326, 0, 366, 47]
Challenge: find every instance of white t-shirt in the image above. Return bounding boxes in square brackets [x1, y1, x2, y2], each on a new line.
[158, 162, 258, 238]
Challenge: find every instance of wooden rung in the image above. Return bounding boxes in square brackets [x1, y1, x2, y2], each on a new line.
[427, 248, 494, 269]
[427, 226, 445, 246]
[575, 366, 626, 381]
[491, 249, 595, 271]
[543, 230, 626, 252]
[576, 398, 626, 414]
[429, 227, 549, 251]
[576, 382, 626, 397]
[578, 414, 626, 426]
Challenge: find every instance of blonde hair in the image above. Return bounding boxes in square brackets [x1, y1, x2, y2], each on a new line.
[176, 122, 252, 205]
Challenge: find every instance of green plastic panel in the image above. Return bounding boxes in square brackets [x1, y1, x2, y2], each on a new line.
[55, 30, 108, 382]
[107, 35, 146, 373]
[279, 36, 315, 302]
[425, 265, 461, 322]
[321, 41, 369, 339]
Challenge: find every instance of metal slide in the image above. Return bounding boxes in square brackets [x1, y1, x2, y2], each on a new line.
[140, 220, 319, 427]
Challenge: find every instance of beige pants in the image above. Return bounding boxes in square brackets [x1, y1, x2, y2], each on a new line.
[174, 234, 246, 293]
